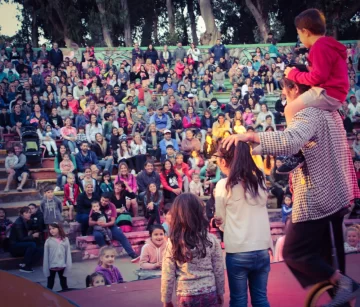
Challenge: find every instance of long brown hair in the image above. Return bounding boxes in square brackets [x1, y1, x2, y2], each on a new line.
[217, 140, 266, 196]
[48, 222, 66, 240]
[169, 193, 212, 263]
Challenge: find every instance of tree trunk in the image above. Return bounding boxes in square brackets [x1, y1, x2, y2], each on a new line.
[96, 0, 113, 47]
[166, 0, 176, 38]
[198, 0, 221, 45]
[153, 10, 160, 45]
[187, 0, 198, 45]
[141, 1, 154, 46]
[244, 0, 268, 43]
[120, 0, 132, 47]
[31, 7, 39, 47]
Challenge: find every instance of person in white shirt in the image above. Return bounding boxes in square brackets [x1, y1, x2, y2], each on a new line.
[347, 95, 360, 123]
[214, 141, 271, 306]
[130, 133, 147, 173]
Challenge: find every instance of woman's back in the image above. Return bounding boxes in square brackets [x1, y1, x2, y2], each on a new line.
[215, 178, 271, 253]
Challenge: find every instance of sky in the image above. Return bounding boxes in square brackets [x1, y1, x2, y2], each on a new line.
[0, 2, 21, 36]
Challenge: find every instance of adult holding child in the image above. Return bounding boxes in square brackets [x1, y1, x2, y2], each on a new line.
[214, 141, 271, 306]
[54, 144, 77, 192]
[89, 193, 139, 260]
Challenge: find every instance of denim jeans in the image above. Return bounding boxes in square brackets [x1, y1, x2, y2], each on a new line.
[76, 213, 90, 236]
[93, 225, 136, 257]
[98, 157, 113, 175]
[56, 174, 67, 188]
[10, 241, 43, 268]
[226, 249, 270, 307]
[63, 139, 76, 153]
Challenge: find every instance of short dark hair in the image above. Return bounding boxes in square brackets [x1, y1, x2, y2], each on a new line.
[101, 192, 111, 200]
[149, 224, 165, 236]
[265, 115, 272, 120]
[19, 206, 30, 215]
[294, 9, 326, 35]
[80, 141, 89, 147]
[28, 203, 37, 209]
[166, 145, 174, 150]
[163, 203, 172, 215]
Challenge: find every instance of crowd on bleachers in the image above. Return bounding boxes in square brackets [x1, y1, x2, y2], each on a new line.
[0, 37, 359, 297]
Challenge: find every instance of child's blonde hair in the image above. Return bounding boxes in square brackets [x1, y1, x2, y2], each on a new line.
[98, 246, 117, 265]
[346, 226, 360, 238]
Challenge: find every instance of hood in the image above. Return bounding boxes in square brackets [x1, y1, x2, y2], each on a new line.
[143, 238, 167, 263]
[209, 104, 219, 111]
[317, 37, 347, 60]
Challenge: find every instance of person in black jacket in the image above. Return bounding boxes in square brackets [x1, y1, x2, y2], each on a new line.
[274, 93, 287, 124]
[28, 203, 45, 233]
[153, 67, 168, 89]
[144, 44, 158, 64]
[49, 42, 63, 68]
[92, 133, 114, 176]
[0, 106, 11, 140]
[9, 207, 43, 273]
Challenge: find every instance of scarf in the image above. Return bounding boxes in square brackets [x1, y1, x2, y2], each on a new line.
[97, 140, 107, 156]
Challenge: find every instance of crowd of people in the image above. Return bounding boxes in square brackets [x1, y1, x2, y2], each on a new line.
[0, 7, 360, 306]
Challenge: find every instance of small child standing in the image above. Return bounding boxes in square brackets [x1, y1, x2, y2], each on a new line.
[344, 226, 360, 254]
[95, 246, 124, 284]
[189, 173, 204, 197]
[140, 225, 166, 270]
[63, 173, 79, 221]
[162, 203, 172, 237]
[76, 126, 87, 147]
[90, 201, 112, 244]
[161, 193, 224, 306]
[144, 183, 163, 230]
[59, 153, 75, 174]
[281, 194, 293, 223]
[40, 186, 63, 225]
[43, 223, 72, 290]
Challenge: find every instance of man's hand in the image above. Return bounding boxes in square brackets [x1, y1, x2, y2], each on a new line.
[222, 133, 253, 150]
[284, 66, 295, 78]
[32, 232, 40, 238]
[97, 221, 106, 227]
[172, 188, 181, 195]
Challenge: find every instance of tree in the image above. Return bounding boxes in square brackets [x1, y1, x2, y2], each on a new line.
[95, 0, 113, 47]
[198, 0, 221, 45]
[166, 0, 176, 40]
[186, 0, 199, 45]
[243, 0, 269, 43]
[120, 0, 132, 47]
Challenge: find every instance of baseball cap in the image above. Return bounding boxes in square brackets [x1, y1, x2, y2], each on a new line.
[164, 129, 171, 134]
[157, 106, 163, 110]
[188, 94, 194, 98]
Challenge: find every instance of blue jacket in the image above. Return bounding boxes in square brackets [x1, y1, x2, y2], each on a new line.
[10, 110, 27, 126]
[281, 204, 292, 223]
[163, 83, 177, 92]
[75, 150, 100, 173]
[159, 138, 179, 155]
[209, 44, 227, 61]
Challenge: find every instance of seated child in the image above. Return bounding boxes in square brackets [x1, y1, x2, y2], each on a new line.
[233, 119, 246, 134]
[162, 203, 172, 237]
[90, 201, 112, 244]
[139, 225, 166, 270]
[344, 226, 360, 254]
[276, 9, 349, 173]
[99, 171, 114, 193]
[59, 153, 75, 174]
[137, 100, 147, 115]
[161, 144, 177, 163]
[144, 183, 163, 230]
[188, 150, 204, 174]
[76, 126, 87, 148]
[5, 148, 18, 178]
[243, 107, 255, 127]
[281, 194, 293, 223]
[63, 173, 79, 221]
[86, 272, 108, 287]
[103, 113, 114, 141]
[203, 134, 217, 160]
[189, 173, 204, 197]
[95, 246, 123, 284]
[75, 109, 87, 129]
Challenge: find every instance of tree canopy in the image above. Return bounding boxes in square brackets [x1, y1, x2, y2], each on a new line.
[1, 0, 359, 47]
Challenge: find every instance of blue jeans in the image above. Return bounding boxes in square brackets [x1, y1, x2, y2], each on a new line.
[226, 249, 270, 307]
[63, 139, 76, 153]
[98, 157, 113, 175]
[76, 213, 89, 236]
[93, 225, 136, 257]
[10, 241, 43, 268]
[56, 174, 67, 188]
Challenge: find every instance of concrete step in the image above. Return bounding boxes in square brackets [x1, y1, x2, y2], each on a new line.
[0, 178, 35, 190]
[0, 168, 57, 180]
[0, 157, 55, 168]
[0, 188, 41, 204]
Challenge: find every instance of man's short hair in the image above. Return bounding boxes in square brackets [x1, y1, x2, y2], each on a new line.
[218, 113, 225, 118]
[19, 206, 30, 215]
[101, 192, 111, 200]
[265, 115, 272, 120]
[294, 8, 326, 35]
[166, 145, 174, 150]
[283, 64, 311, 94]
[80, 141, 89, 147]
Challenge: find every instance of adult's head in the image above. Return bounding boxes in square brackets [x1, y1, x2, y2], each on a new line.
[13, 144, 23, 156]
[19, 206, 31, 221]
[80, 141, 90, 154]
[118, 162, 130, 176]
[215, 141, 265, 195]
[84, 182, 94, 195]
[144, 161, 155, 174]
[282, 67, 311, 103]
[218, 113, 225, 124]
[164, 129, 172, 140]
[100, 193, 112, 207]
[28, 203, 38, 215]
[185, 129, 194, 140]
[95, 133, 104, 144]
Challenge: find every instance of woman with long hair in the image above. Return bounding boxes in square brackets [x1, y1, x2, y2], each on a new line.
[159, 159, 182, 201]
[214, 141, 271, 306]
[57, 98, 74, 120]
[92, 133, 114, 176]
[114, 162, 138, 216]
[60, 117, 78, 154]
[54, 144, 77, 191]
[86, 113, 103, 144]
[116, 139, 135, 170]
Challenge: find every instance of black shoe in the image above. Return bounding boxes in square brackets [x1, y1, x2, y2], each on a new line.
[130, 254, 140, 263]
[325, 275, 360, 307]
[19, 266, 34, 273]
[276, 153, 305, 174]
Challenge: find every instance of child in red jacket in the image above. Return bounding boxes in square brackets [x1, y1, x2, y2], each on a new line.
[63, 173, 79, 221]
[274, 9, 349, 174]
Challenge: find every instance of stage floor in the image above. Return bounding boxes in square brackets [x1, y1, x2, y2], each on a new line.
[62, 254, 360, 307]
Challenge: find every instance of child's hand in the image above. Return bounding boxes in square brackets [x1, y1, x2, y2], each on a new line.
[284, 66, 295, 77]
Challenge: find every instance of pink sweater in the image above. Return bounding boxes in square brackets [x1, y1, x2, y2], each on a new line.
[140, 238, 167, 270]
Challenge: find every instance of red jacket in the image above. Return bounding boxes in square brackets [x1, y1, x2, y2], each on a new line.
[63, 183, 80, 206]
[182, 115, 201, 129]
[160, 169, 183, 192]
[175, 162, 191, 181]
[288, 37, 349, 103]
